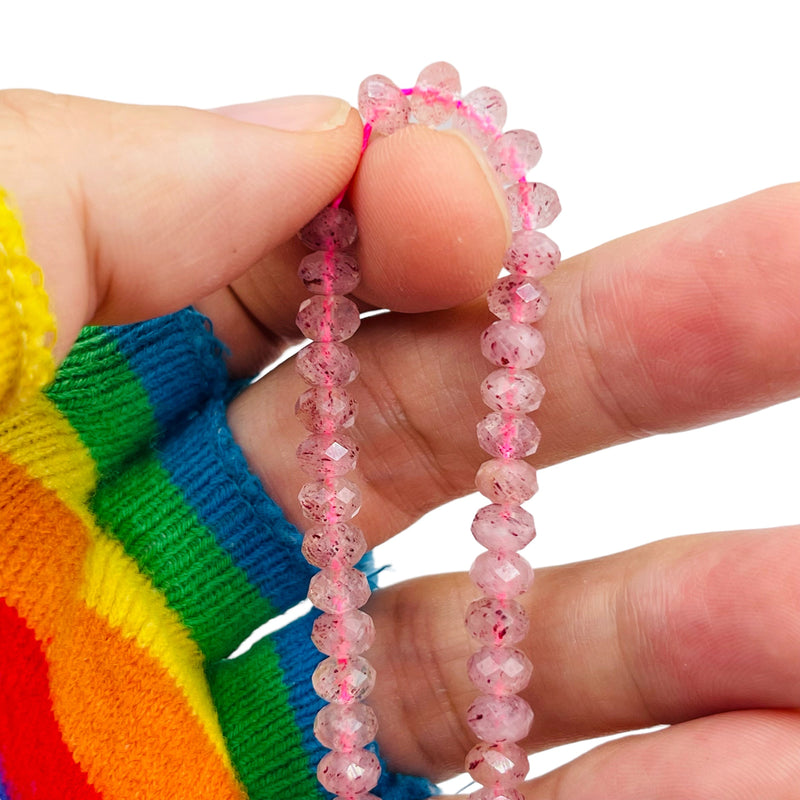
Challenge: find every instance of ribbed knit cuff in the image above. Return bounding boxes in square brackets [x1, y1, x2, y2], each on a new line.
[208, 611, 439, 800]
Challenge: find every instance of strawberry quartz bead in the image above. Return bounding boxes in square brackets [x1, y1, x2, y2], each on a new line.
[302, 522, 367, 568]
[466, 694, 534, 743]
[299, 477, 362, 522]
[296, 342, 360, 387]
[298, 251, 361, 295]
[314, 701, 379, 750]
[298, 206, 358, 251]
[312, 610, 375, 656]
[297, 432, 359, 477]
[470, 550, 534, 598]
[502, 230, 561, 277]
[411, 61, 461, 125]
[465, 741, 528, 786]
[465, 598, 529, 646]
[318, 748, 381, 795]
[469, 788, 525, 800]
[481, 320, 545, 369]
[454, 87, 508, 147]
[480, 368, 545, 413]
[487, 275, 550, 323]
[467, 646, 533, 695]
[471, 504, 536, 551]
[475, 459, 539, 504]
[506, 182, 561, 231]
[312, 655, 376, 703]
[295, 387, 357, 433]
[476, 411, 541, 458]
[358, 74, 410, 136]
[296, 295, 361, 342]
[486, 129, 542, 184]
[308, 566, 370, 613]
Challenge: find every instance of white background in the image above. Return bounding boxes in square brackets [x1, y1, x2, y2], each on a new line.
[5, 0, 799, 789]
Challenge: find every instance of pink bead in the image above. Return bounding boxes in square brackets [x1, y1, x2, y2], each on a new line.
[480, 321, 545, 368]
[295, 387, 357, 433]
[465, 598, 529, 646]
[470, 550, 534, 599]
[302, 522, 367, 569]
[296, 295, 360, 342]
[467, 646, 533, 695]
[471, 504, 536, 551]
[465, 741, 528, 786]
[312, 655, 376, 703]
[466, 694, 533, 743]
[299, 478, 362, 523]
[475, 459, 539, 505]
[476, 412, 541, 459]
[299, 251, 361, 295]
[487, 276, 550, 323]
[312, 610, 375, 657]
[469, 787, 525, 800]
[486, 129, 542, 184]
[297, 433, 359, 477]
[296, 342, 360, 387]
[314, 701, 379, 750]
[411, 61, 461, 125]
[358, 74, 411, 136]
[308, 567, 370, 613]
[506, 182, 561, 231]
[317, 748, 380, 795]
[454, 87, 508, 147]
[502, 230, 561, 278]
[480, 369, 545, 413]
[298, 206, 358, 251]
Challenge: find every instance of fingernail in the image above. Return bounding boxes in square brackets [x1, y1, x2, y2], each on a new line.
[212, 95, 351, 132]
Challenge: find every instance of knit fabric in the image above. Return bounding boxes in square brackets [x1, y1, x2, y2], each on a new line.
[0, 194, 438, 800]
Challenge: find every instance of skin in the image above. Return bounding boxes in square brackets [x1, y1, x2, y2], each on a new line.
[2, 88, 799, 799]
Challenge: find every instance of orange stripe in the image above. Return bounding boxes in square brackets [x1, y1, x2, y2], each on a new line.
[0, 453, 246, 799]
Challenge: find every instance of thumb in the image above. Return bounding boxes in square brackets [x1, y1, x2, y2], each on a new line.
[0, 90, 362, 358]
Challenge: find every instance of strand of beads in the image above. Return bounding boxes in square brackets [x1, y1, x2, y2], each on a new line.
[357, 64, 561, 800]
[295, 202, 382, 799]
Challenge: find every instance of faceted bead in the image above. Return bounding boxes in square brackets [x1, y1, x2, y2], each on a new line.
[297, 433, 359, 477]
[475, 459, 539, 504]
[312, 610, 376, 656]
[358, 74, 411, 136]
[295, 387, 357, 433]
[314, 701, 379, 750]
[299, 251, 361, 295]
[486, 129, 542, 184]
[465, 741, 528, 786]
[302, 522, 367, 569]
[299, 477, 361, 522]
[487, 275, 550, 323]
[312, 655, 376, 703]
[296, 295, 360, 342]
[502, 230, 561, 278]
[471, 504, 536, 551]
[308, 567, 370, 614]
[298, 206, 358, 251]
[317, 748, 380, 795]
[411, 61, 461, 125]
[467, 645, 533, 694]
[296, 342, 360, 387]
[506, 182, 561, 231]
[466, 694, 534, 743]
[480, 320, 545, 368]
[470, 550, 534, 598]
[465, 598, 529, 646]
[454, 87, 508, 147]
[469, 787, 525, 800]
[476, 411, 541, 458]
[481, 368, 545, 413]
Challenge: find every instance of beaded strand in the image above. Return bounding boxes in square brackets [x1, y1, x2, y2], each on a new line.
[295, 62, 561, 800]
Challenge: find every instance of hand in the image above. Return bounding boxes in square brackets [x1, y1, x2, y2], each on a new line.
[4, 86, 799, 798]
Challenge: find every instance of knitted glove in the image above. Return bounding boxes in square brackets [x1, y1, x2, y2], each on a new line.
[0, 306, 436, 800]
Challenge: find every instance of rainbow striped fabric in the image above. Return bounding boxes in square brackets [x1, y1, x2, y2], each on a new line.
[0, 193, 435, 799]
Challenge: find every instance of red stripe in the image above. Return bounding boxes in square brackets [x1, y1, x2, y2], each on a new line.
[0, 598, 103, 800]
